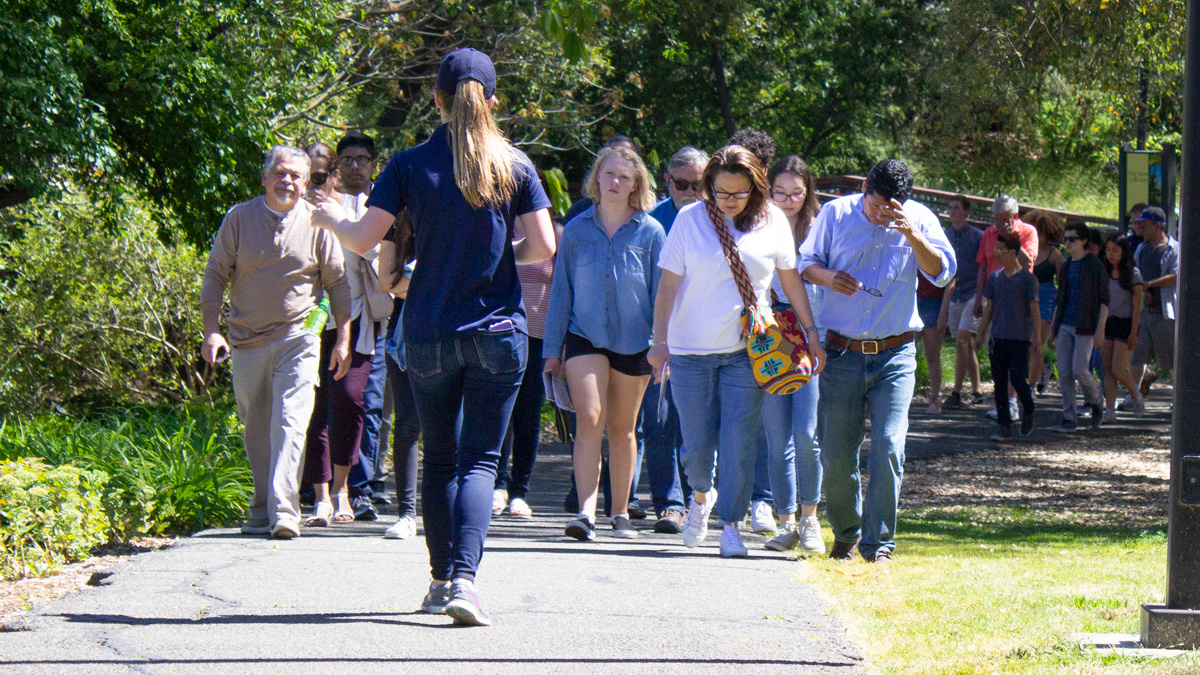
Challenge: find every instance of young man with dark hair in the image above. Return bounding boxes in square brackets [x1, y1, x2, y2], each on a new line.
[1129, 206, 1178, 396]
[976, 232, 1039, 441]
[1050, 221, 1109, 432]
[726, 127, 776, 169]
[941, 195, 985, 409]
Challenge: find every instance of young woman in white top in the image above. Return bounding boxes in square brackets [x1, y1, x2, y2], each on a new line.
[647, 145, 825, 558]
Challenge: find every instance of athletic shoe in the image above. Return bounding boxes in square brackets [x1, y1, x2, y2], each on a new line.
[1134, 395, 1147, 417]
[384, 515, 417, 540]
[799, 516, 826, 553]
[1119, 394, 1136, 411]
[627, 501, 647, 520]
[271, 520, 300, 539]
[1019, 411, 1035, 436]
[1102, 410, 1118, 425]
[1140, 370, 1158, 396]
[654, 509, 685, 534]
[1050, 419, 1077, 433]
[720, 523, 749, 558]
[943, 391, 966, 409]
[565, 514, 595, 542]
[764, 522, 800, 551]
[492, 488, 508, 516]
[681, 491, 715, 548]
[420, 582, 452, 614]
[750, 500, 777, 533]
[1036, 369, 1050, 395]
[445, 579, 492, 627]
[866, 548, 893, 564]
[352, 495, 378, 521]
[611, 514, 638, 539]
[990, 427, 1014, 442]
[1090, 403, 1104, 430]
[987, 399, 1020, 421]
[240, 519, 271, 535]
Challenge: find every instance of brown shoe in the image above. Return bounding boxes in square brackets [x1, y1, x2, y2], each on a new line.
[829, 539, 858, 560]
[653, 509, 685, 534]
[1140, 370, 1158, 397]
[866, 548, 893, 564]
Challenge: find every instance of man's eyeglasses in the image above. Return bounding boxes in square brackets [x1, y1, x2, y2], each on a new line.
[712, 190, 751, 201]
[311, 172, 330, 187]
[770, 190, 806, 203]
[340, 156, 374, 168]
[1063, 235, 1081, 243]
[671, 178, 702, 193]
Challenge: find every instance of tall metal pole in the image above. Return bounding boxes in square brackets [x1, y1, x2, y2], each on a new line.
[1140, 0, 1200, 650]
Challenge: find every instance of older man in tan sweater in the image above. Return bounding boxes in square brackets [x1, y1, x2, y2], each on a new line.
[201, 145, 352, 539]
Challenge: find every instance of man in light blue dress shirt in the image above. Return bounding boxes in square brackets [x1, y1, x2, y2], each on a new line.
[799, 159, 956, 563]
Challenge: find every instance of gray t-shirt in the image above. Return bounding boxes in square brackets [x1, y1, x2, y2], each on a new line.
[1107, 268, 1144, 319]
[947, 225, 984, 302]
[984, 268, 1039, 341]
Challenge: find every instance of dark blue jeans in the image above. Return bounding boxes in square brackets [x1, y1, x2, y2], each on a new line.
[406, 331, 526, 583]
[349, 330, 388, 498]
[386, 356, 421, 519]
[496, 337, 544, 499]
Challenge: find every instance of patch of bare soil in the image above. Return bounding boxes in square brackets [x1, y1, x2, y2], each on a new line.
[0, 538, 174, 628]
[903, 430, 1171, 528]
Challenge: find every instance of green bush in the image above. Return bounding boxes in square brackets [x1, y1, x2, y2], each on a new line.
[0, 401, 251, 540]
[0, 458, 111, 580]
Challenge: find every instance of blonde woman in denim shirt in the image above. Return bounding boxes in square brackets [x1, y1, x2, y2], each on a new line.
[543, 145, 665, 541]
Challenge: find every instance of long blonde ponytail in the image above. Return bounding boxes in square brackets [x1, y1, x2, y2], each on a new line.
[443, 80, 518, 209]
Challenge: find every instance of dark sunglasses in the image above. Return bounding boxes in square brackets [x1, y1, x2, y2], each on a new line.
[311, 172, 330, 187]
[671, 178, 702, 193]
[1063, 235, 1080, 242]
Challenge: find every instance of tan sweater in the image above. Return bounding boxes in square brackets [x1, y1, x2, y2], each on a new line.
[201, 196, 351, 348]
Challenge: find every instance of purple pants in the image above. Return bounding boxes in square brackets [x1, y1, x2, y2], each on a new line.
[303, 321, 379, 484]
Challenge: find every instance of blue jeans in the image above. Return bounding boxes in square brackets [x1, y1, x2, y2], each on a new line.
[386, 356, 420, 519]
[761, 373, 822, 515]
[349, 329, 388, 498]
[818, 341, 916, 557]
[670, 350, 764, 525]
[636, 379, 687, 514]
[406, 331, 526, 583]
[752, 431, 772, 505]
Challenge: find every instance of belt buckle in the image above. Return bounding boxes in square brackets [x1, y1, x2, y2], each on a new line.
[861, 340, 880, 355]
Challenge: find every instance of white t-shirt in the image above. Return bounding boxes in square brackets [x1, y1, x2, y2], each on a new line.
[659, 201, 796, 355]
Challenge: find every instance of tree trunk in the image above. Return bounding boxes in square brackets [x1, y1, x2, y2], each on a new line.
[709, 40, 737, 138]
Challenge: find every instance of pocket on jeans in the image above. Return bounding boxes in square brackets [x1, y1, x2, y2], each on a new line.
[478, 331, 526, 375]
[406, 342, 442, 378]
[822, 343, 848, 362]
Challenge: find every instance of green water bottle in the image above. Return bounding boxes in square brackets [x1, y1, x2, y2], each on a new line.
[302, 297, 331, 334]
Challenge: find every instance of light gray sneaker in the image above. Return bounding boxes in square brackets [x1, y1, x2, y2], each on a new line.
[420, 582, 452, 614]
[384, 515, 417, 540]
[681, 491, 715, 548]
[611, 514, 638, 539]
[445, 579, 492, 627]
[798, 515, 826, 553]
[764, 522, 800, 551]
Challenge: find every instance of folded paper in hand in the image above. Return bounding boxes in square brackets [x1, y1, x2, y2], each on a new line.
[542, 370, 574, 413]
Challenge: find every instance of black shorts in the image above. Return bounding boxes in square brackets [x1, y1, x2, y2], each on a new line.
[563, 332, 651, 377]
[1105, 316, 1133, 342]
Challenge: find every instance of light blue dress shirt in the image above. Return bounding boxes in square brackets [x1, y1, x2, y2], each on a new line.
[542, 206, 666, 358]
[798, 194, 956, 340]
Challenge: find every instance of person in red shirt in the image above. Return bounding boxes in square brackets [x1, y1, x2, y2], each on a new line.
[973, 195, 1039, 318]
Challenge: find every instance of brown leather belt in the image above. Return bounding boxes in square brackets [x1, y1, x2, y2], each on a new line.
[826, 331, 918, 355]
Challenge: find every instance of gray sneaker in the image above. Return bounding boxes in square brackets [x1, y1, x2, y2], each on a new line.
[420, 582, 452, 614]
[445, 579, 492, 626]
[764, 523, 800, 551]
[611, 514, 638, 539]
[798, 515, 826, 553]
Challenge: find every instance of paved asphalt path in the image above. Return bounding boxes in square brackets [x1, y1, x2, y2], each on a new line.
[0, 447, 865, 674]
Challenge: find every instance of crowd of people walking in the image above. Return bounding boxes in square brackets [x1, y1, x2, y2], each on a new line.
[199, 48, 1175, 627]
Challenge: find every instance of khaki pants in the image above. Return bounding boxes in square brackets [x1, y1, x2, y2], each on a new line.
[231, 329, 320, 527]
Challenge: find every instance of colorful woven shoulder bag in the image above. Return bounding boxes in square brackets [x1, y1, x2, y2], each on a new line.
[704, 200, 813, 395]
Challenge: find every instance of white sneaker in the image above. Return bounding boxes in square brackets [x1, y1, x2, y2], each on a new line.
[720, 523, 749, 558]
[1134, 395, 1147, 417]
[681, 491, 715, 548]
[384, 515, 417, 540]
[798, 515, 826, 553]
[491, 488, 507, 516]
[750, 500, 777, 533]
[986, 406, 998, 420]
[1009, 399, 1020, 420]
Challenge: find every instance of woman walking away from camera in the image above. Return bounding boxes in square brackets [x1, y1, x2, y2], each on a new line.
[760, 155, 826, 554]
[647, 146, 825, 559]
[1026, 211, 1065, 394]
[311, 48, 556, 626]
[543, 146, 665, 541]
[1098, 234, 1146, 421]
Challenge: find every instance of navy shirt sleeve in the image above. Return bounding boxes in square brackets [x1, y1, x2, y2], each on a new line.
[514, 155, 553, 217]
[366, 153, 407, 216]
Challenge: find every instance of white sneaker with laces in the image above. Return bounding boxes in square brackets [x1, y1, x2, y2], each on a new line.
[750, 500, 777, 533]
[798, 515, 826, 553]
[720, 522, 749, 558]
[681, 491, 715, 548]
[384, 515, 417, 540]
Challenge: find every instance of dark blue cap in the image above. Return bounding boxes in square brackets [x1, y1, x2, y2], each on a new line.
[1135, 206, 1166, 224]
[436, 48, 496, 98]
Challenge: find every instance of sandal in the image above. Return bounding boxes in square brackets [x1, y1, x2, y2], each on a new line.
[305, 501, 333, 527]
[333, 493, 354, 523]
[508, 497, 533, 520]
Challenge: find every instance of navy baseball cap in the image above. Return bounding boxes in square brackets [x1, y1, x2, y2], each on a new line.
[436, 48, 496, 98]
[1135, 206, 1166, 224]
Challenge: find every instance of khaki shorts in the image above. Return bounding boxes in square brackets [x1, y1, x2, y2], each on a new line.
[1131, 309, 1175, 371]
[947, 297, 981, 338]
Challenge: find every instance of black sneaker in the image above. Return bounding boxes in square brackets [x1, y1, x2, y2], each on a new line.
[352, 495, 378, 521]
[565, 515, 595, 541]
[1090, 403, 1104, 430]
[1020, 410, 1034, 436]
[611, 514, 638, 538]
[1050, 418, 1076, 433]
[990, 427, 1014, 442]
[563, 487, 579, 514]
[943, 391, 966, 409]
[627, 501, 647, 520]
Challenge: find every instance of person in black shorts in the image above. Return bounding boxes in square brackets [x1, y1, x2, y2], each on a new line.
[1098, 234, 1145, 420]
[542, 145, 666, 541]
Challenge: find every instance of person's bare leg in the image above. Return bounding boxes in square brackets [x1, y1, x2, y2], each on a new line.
[565, 354, 610, 520]
[953, 332, 971, 394]
[923, 328, 945, 412]
[1111, 341, 1142, 405]
[967, 332, 983, 397]
[604, 369, 650, 518]
[1099, 338, 1118, 412]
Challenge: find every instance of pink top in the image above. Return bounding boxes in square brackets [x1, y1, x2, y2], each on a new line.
[517, 259, 554, 339]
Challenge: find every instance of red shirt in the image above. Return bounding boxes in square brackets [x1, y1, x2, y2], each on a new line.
[976, 219, 1039, 277]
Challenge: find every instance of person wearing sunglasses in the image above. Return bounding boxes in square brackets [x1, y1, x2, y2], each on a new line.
[799, 159, 956, 564]
[1049, 222, 1109, 432]
[304, 142, 343, 204]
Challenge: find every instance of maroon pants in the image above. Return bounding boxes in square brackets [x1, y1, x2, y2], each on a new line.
[303, 321, 379, 484]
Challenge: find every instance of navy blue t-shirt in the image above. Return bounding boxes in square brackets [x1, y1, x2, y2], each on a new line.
[367, 125, 552, 343]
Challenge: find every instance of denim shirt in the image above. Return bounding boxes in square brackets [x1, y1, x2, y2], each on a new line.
[542, 207, 665, 358]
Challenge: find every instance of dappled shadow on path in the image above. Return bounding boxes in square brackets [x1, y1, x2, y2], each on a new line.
[2, 656, 860, 667]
